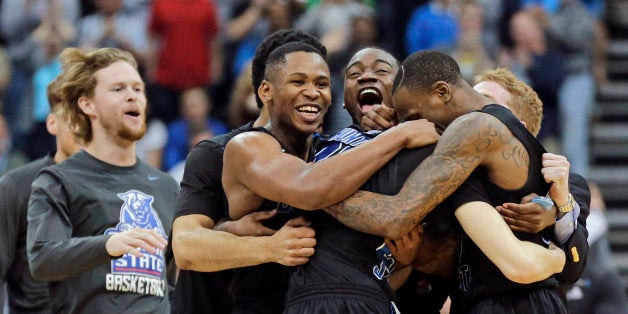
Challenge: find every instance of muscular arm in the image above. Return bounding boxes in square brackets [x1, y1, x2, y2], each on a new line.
[325, 113, 504, 239]
[226, 120, 437, 219]
[456, 201, 565, 283]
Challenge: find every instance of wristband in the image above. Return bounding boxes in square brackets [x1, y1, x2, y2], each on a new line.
[531, 196, 554, 210]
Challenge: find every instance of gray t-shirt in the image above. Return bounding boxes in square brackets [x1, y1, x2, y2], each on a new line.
[27, 150, 179, 313]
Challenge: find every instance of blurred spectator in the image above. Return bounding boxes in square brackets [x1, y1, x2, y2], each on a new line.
[227, 62, 259, 128]
[146, 0, 221, 125]
[77, 0, 149, 69]
[135, 115, 167, 170]
[167, 121, 214, 183]
[404, 0, 459, 55]
[451, 0, 494, 82]
[0, 0, 80, 150]
[163, 87, 228, 171]
[476, 0, 503, 60]
[566, 182, 628, 313]
[325, 5, 379, 134]
[0, 47, 11, 112]
[544, 0, 597, 177]
[26, 13, 75, 160]
[295, 0, 371, 56]
[225, 0, 298, 79]
[375, 0, 425, 58]
[502, 9, 565, 147]
[0, 114, 29, 175]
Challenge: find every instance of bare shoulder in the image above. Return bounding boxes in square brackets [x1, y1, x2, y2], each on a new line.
[439, 111, 514, 152]
[225, 131, 282, 158]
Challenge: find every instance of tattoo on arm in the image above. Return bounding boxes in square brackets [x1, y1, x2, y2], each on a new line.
[325, 113, 509, 238]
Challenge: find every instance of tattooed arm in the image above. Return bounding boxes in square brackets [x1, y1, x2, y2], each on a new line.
[325, 112, 511, 239]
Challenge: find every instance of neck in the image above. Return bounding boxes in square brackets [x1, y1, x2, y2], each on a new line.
[266, 125, 312, 160]
[53, 150, 68, 164]
[253, 109, 270, 127]
[85, 133, 137, 166]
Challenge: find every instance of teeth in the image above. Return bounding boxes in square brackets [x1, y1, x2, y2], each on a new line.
[297, 106, 319, 113]
[360, 88, 379, 96]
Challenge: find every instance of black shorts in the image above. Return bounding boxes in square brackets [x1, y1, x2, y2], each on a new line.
[284, 282, 393, 314]
[468, 288, 567, 314]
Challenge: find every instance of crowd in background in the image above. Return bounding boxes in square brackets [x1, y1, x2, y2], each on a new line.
[0, 0, 609, 179]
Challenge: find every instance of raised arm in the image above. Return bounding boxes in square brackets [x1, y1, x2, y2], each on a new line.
[325, 112, 502, 239]
[456, 201, 565, 283]
[225, 119, 438, 219]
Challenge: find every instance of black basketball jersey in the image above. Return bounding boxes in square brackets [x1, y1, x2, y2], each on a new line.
[227, 127, 302, 314]
[450, 105, 559, 311]
[288, 126, 457, 307]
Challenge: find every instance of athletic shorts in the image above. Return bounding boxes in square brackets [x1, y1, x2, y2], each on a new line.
[468, 288, 567, 314]
[284, 282, 395, 314]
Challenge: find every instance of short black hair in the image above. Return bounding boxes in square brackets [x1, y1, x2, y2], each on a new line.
[393, 50, 462, 94]
[251, 29, 326, 108]
[264, 42, 326, 83]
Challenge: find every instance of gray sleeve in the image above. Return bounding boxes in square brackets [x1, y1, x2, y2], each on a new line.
[27, 171, 113, 281]
[0, 175, 20, 286]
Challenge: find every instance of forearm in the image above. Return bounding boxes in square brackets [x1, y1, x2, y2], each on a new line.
[326, 153, 465, 239]
[28, 234, 112, 281]
[284, 128, 408, 210]
[173, 227, 272, 272]
[457, 202, 564, 284]
[326, 116, 487, 238]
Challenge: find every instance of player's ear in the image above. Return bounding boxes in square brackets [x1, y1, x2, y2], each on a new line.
[78, 96, 96, 116]
[46, 113, 58, 136]
[258, 80, 272, 106]
[433, 81, 451, 103]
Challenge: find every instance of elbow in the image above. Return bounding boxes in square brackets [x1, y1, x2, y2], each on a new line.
[501, 261, 544, 284]
[174, 255, 194, 271]
[172, 235, 196, 271]
[29, 258, 55, 281]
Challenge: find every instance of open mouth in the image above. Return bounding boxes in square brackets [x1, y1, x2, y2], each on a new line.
[358, 88, 383, 111]
[125, 109, 140, 118]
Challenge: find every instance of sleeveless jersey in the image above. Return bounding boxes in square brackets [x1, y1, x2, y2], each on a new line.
[451, 105, 559, 311]
[287, 125, 457, 310]
[227, 127, 301, 313]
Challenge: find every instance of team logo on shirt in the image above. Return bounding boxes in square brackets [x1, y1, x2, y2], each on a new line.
[373, 243, 396, 281]
[104, 190, 167, 297]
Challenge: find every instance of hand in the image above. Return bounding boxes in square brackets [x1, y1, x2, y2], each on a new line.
[360, 104, 397, 131]
[497, 193, 556, 233]
[385, 224, 423, 268]
[224, 209, 278, 236]
[541, 153, 570, 207]
[394, 119, 440, 149]
[106, 228, 168, 258]
[268, 217, 316, 266]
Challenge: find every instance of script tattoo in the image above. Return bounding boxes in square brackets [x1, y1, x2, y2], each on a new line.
[325, 113, 509, 238]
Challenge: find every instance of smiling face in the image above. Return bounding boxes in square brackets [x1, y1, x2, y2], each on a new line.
[344, 48, 398, 123]
[87, 61, 147, 143]
[262, 51, 331, 136]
